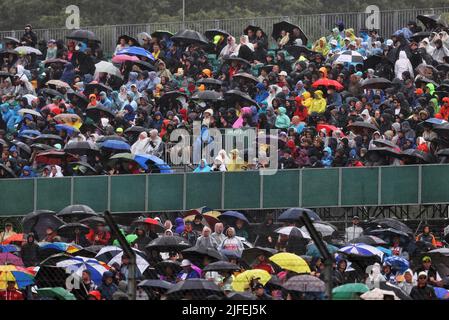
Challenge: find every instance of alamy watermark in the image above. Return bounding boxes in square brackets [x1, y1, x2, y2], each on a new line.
[65, 5, 80, 29]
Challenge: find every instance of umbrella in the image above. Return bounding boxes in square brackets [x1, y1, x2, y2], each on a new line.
[204, 29, 231, 40]
[191, 90, 222, 101]
[35, 150, 78, 165]
[38, 242, 83, 262]
[0, 164, 17, 178]
[43, 59, 69, 66]
[64, 141, 100, 156]
[434, 287, 449, 300]
[36, 287, 76, 300]
[56, 223, 90, 239]
[203, 261, 241, 272]
[232, 269, 271, 292]
[171, 29, 209, 46]
[347, 121, 379, 134]
[86, 105, 116, 122]
[226, 292, 256, 300]
[34, 134, 64, 144]
[269, 253, 311, 274]
[130, 59, 156, 71]
[155, 260, 182, 276]
[124, 126, 146, 135]
[417, 14, 447, 31]
[197, 78, 223, 86]
[0, 252, 24, 266]
[14, 46, 42, 55]
[225, 89, 258, 106]
[367, 147, 403, 159]
[332, 283, 370, 300]
[55, 124, 80, 136]
[145, 236, 192, 252]
[56, 256, 109, 286]
[133, 154, 173, 173]
[283, 274, 326, 293]
[223, 56, 251, 68]
[384, 256, 410, 273]
[18, 108, 43, 118]
[366, 218, 413, 236]
[84, 83, 113, 96]
[158, 90, 188, 106]
[361, 77, 392, 90]
[151, 30, 174, 39]
[410, 31, 432, 42]
[95, 61, 123, 79]
[10, 140, 32, 158]
[350, 235, 387, 246]
[22, 210, 65, 242]
[96, 246, 149, 273]
[101, 140, 131, 152]
[0, 245, 19, 253]
[116, 46, 155, 61]
[67, 92, 89, 109]
[182, 246, 223, 267]
[3, 36, 20, 44]
[437, 64, 449, 73]
[300, 222, 338, 237]
[278, 208, 321, 222]
[66, 29, 100, 42]
[183, 210, 221, 229]
[338, 243, 384, 260]
[54, 113, 82, 125]
[46, 79, 70, 89]
[272, 21, 308, 45]
[137, 32, 152, 46]
[312, 78, 344, 91]
[233, 72, 259, 84]
[275, 226, 311, 239]
[109, 152, 139, 166]
[241, 247, 278, 265]
[333, 50, 365, 64]
[372, 139, 398, 149]
[415, 75, 438, 88]
[138, 279, 173, 292]
[360, 288, 400, 300]
[166, 279, 224, 299]
[401, 149, 435, 163]
[69, 162, 97, 175]
[378, 281, 411, 300]
[1, 234, 25, 245]
[220, 211, 250, 225]
[0, 265, 35, 289]
[116, 34, 140, 46]
[112, 54, 140, 64]
[305, 243, 339, 258]
[285, 45, 317, 59]
[131, 217, 165, 233]
[367, 228, 412, 243]
[57, 204, 98, 221]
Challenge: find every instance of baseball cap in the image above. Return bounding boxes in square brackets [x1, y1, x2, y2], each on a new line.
[422, 256, 431, 263]
[181, 259, 192, 267]
[418, 271, 427, 278]
[330, 39, 338, 46]
[279, 71, 288, 76]
[353, 216, 360, 220]
[116, 127, 124, 134]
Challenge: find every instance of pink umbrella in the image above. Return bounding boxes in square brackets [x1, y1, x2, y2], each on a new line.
[191, 264, 203, 276]
[0, 252, 24, 266]
[112, 54, 140, 63]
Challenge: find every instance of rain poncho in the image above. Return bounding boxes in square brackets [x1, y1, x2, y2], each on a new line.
[312, 37, 330, 56]
[131, 132, 150, 155]
[321, 147, 333, 167]
[275, 107, 291, 129]
[194, 159, 212, 173]
[309, 90, 327, 114]
[394, 51, 414, 80]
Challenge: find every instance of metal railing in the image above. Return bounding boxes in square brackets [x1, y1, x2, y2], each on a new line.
[1, 7, 449, 56]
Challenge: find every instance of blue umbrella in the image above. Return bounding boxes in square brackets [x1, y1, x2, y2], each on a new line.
[376, 246, 392, 257]
[338, 244, 384, 259]
[55, 124, 80, 135]
[0, 245, 19, 253]
[306, 243, 339, 258]
[101, 140, 131, 152]
[434, 287, 449, 300]
[19, 129, 41, 137]
[384, 256, 409, 273]
[116, 46, 155, 61]
[220, 211, 249, 224]
[134, 154, 173, 173]
[426, 118, 447, 125]
[278, 208, 321, 222]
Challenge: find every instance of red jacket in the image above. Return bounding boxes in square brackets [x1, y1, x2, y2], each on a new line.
[294, 97, 309, 122]
[86, 230, 111, 245]
[0, 289, 24, 300]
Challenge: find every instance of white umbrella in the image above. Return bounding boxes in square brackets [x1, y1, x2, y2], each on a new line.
[19, 108, 43, 118]
[360, 288, 400, 300]
[22, 94, 38, 106]
[95, 61, 123, 79]
[333, 50, 364, 64]
[95, 245, 149, 273]
[275, 226, 311, 239]
[15, 46, 43, 55]
[300, 222, 337, 237]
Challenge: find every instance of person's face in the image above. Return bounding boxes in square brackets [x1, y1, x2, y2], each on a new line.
[105, 277, 113, 285]
[7, 282, 15, 290]
[46, 228, 53, 235]
[418, 275, 427, 285]
[248, 30, 254, 38]
[423, 226, 430, 234]
[122, 256, 130, 265]
[257, 255, 266, 262]
[404, 272, 412, 283]
[236, 220, 243, 229]
[423, 261, 431, 269]
[203, 229, 210, 237]
[185, 224, 192, 232]
[255, 287, 264, 296]
[5, 225, 12, 231]
[82, 271, 91, 282]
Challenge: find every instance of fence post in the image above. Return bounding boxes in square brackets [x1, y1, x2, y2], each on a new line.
[378, 167, 382, 206]
[221, 172, 225, 210]
[320, 14, 326, 36]
[338, 167, 342, 207]
[33, 178, 37, 211]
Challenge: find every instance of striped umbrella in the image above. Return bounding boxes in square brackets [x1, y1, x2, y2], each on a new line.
[338, 243, 384, 260]
[56, 256, 110, 286]
[333, 50, 365, 64]
[95, 246, 149, 273]
[0, 265, 35, 289]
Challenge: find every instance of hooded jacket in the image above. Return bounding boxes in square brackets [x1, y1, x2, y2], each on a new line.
[275, 107, 291, 129]
[98, 271, 118, 300]
[302, 92, 313, 109]
[175, 218, 185, 235]
[309, 90, 327, 114]
[394, 51, 414, 80]
[321, 147, 333, 167]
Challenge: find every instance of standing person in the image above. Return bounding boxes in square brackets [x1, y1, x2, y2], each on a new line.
[20, 24, 37, 48]
[180, 221, 198, 246]
[0, 222, 16, 243]
[255, 214, 277, 248]
[85, 222, 111, 246]
[410, 272, 437, 300]
[344, 216, 363, 242]
[415, 225, 437, 249]
[196, 226, 218, 249]
[0, 281, 24, 300]
[20, 233, 40, 267]
[211, 223, 226, 247]
[220, 227, 244, 256]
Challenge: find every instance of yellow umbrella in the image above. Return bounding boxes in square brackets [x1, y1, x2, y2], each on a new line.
[54, 113, 83, 129]
[231, 269, 271, 292]
[269, 253, 311, 274]
[184, 210, 221, 228]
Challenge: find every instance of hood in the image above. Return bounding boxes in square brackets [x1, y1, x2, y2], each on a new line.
[323, 146, 332, 156]
[319, 67, 328, 78]
[128, 72, 138, 82]
[426, 83, 435, 95]
[175, 217, 184, 227]
[398, 50, 408, 60]
[314, 90, 324, 99]
[302, 92, 311, 99]
[278, 107, 287, 115]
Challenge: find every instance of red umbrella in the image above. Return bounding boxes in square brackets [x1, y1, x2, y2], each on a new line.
[35, 151, 78, 165]
[1, 234, 25, 245]
[317, 124, 345, 136]
[132, 218, 165, 233]
[312, 79, 344, 91]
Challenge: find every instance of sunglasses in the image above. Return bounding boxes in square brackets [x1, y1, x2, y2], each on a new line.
[418, 276, 427, 280]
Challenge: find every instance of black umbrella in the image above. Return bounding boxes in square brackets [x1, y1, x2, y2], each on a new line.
[366, 218, 413, 236]
[155, 260, 182, 276]
[64, 141, 100, 156]
[278, 208, 321, 222]
[10, 140, 32, 158]
[204, 29, 231, 41]
[158, 91, 188, 106]
[0, 163, 16, 178]
[96, 135, 129, 144]
[171, 29, 209, 46]
[417, 14, 447, 31]
[79, 216, 106, 228]
[76, 245, 104, 258]
[437, 148, 449, 157]
[437, 64, 449, 73]
[145, 236, 192, 252]
[56, 223, 90, 238]
[242, 247, 278, 265]
[22, 210, 65, 242]
[260, 64, 276, 74]
[272, 21, 308, 45]
[366, 147, 403, 159]
[67, 92, 89, 109]
[378, 281, 411, 300]
[86, 105, 116, 121]
[363, 55, 393, 70]
[203, 261, 241, 272]
[361, 77, 392, 90]
[372, 139, 398, 149]
[350, 235, 387, 246]
[43, 59, 70, 66]
[40, 88, 62, 98]
[224, 89, 258, 106]
[410, 31, 432, 42]
[3, 36, 21, 44]
[366, 228, 413, 244]
[223, 56, 251, 68]
[347, 121, 379, 134]
[285, 45, 317, 59]
[197, 78, 223, 87]
[401, 149, 435, 163]
[415, 76, 438, 88]
[150, 30, 174, 39]
[182, 245, 223, 267]
[138, 279, 173, 292]
[66, 29, 100, 42]
[34, 265, 70, 288]
[57, 205, 98, 221]
[84, 83, 112, 96]
[191, 90, 222, 101]
[233, 72, 259, 84]
[166, 279, 224, 299]
[226, 292, 256, 300]
[129, 59, 156, 72]
[30, 143, 56, 152]
[34, 134, 64, 145]
[124, 126, 146, 135]
[437, 83, 449, 93]
[434, 123, 449, 137]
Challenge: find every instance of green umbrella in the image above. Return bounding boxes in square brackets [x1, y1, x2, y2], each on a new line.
[332, 283, 370, 300]
[306, 243, 339, 258]
[37, 287, 76, 300]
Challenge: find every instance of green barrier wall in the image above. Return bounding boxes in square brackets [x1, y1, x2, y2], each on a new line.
[1, 165, 449, 216]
